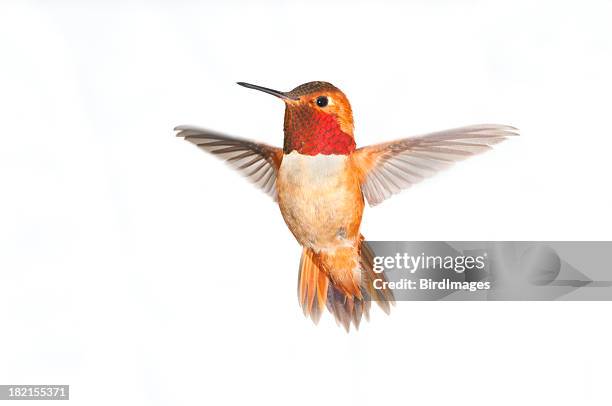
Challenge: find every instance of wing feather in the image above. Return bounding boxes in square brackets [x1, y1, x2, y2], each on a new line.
[175, 125, 283, 200]
[352, 124, 518, 206]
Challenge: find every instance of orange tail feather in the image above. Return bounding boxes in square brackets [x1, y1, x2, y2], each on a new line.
[297, 236, 395, 331]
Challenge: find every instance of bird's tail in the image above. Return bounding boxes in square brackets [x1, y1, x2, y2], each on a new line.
[297, 236, 395, 331]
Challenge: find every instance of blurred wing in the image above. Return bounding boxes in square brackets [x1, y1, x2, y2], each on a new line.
[352, 124, 518, 206]
[175, 125, 283, 200]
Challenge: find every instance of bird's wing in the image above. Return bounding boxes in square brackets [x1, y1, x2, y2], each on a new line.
[351, 124, 518, 206]
[175, 125, 283, 200]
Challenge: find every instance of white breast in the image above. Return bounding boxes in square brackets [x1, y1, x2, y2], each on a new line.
[279, 151, 348, 187]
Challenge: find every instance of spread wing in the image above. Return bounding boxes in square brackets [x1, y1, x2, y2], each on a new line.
[352, 124, 518, 206]
[175, 125, 283, 200]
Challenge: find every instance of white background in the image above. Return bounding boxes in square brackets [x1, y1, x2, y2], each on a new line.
[1, 1, 611, 405]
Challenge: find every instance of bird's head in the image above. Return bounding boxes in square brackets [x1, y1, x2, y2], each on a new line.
[237, 81, 355, 155]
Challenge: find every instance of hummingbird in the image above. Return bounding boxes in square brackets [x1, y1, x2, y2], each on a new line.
[176, 81, 518, 331]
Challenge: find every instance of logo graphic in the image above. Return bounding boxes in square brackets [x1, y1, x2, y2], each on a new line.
[365, 242, 612, 301]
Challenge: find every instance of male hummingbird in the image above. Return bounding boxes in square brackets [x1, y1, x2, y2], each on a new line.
[176, 81, 517, 331]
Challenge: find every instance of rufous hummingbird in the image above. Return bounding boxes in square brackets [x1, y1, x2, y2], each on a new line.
[176, 81, 517, 331]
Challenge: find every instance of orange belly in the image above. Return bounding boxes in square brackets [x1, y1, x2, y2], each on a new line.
[277, 151, 364, 251]
[277, 152, 366, 296]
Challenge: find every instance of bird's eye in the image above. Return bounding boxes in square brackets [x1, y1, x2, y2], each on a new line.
[316, 96, 328, 107]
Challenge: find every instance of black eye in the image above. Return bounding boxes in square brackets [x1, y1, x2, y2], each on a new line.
[316, 96, 328, 107]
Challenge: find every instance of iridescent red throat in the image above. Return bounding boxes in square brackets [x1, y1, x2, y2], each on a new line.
[283, 106, 355, 155]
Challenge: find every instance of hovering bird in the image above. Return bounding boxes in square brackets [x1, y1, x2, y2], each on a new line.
[176, 81, 517, 330]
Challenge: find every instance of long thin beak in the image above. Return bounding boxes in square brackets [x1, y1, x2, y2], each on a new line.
[236, 82, 298, 100]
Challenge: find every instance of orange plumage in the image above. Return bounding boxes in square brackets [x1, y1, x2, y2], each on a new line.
[176, 81, 518, 331]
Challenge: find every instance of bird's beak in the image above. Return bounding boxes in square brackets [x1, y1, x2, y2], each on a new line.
[236, 82, 299, 101]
